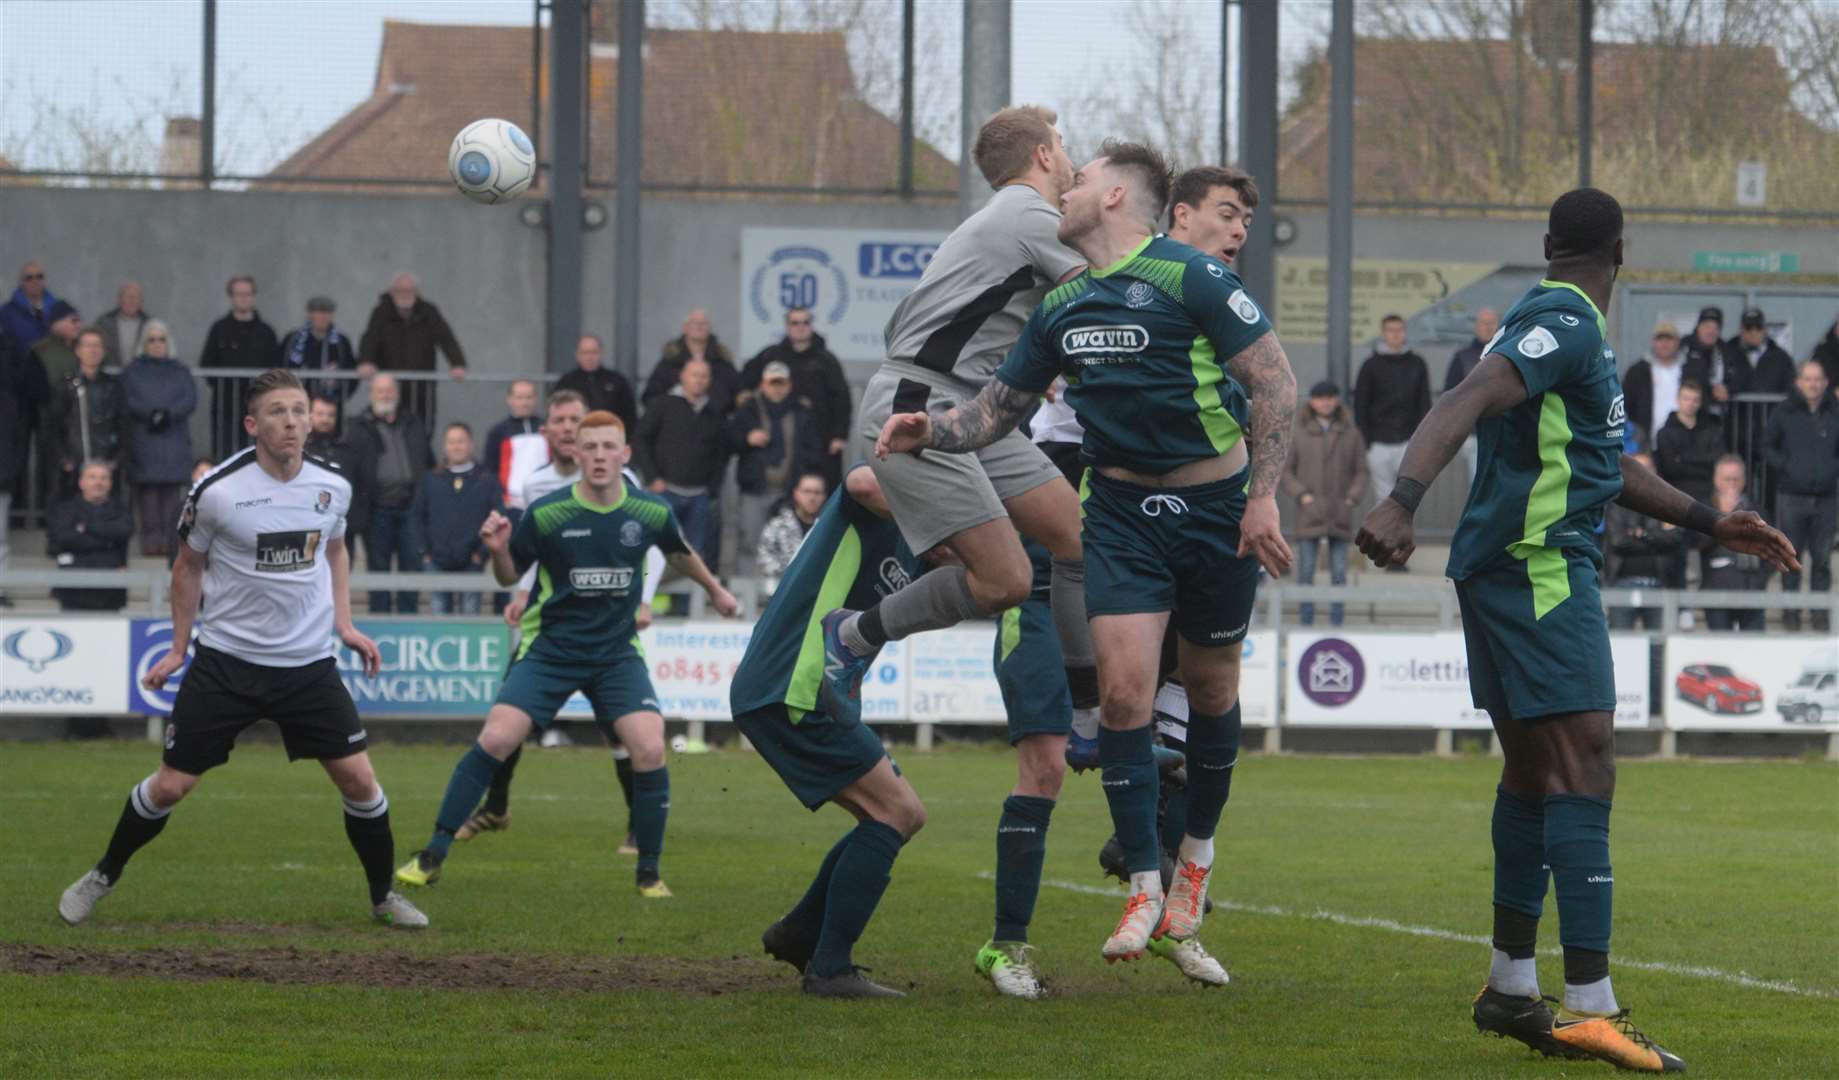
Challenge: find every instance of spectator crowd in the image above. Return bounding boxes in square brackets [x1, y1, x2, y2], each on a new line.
[1, 253, 1831, 630]
[0, 257, 854, 612]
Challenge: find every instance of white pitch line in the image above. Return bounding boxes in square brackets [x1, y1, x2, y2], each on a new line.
[991, 873, 1838, 1000]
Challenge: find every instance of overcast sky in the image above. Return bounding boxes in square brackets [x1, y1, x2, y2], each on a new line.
[0, 0, 1323, 176]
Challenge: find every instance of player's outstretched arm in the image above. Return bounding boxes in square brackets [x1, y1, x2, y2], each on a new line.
[1617, 453, 1800, 573]
[327, 536, 381, 677]
[1356, 353, 1529, 568]
[142, 545, 205, 692]
[479, 510, 520, 587]
[1225, 331, 1299, 576]
[665, 551, 740, 617]
[876, 379, 1040, 458]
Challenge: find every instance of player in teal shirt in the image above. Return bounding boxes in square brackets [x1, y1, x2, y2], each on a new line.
[398, 412, 737, 898]
[735, 467, 929, 999]
[1357, 189, 1795, 1072]
[878, 141, 1298, 967]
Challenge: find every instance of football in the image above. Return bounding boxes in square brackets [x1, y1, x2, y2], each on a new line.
[448, 118, 537, 204]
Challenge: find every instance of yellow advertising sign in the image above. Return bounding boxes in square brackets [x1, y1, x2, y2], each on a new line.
[1275, 257, 1499, 344]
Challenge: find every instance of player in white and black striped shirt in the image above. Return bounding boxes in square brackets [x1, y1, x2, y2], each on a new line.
[57, 369, 427, 930]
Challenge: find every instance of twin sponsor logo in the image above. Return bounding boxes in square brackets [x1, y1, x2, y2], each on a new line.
[1298, 637, 1365, 707]
[858, 242, 938, 279]
[129, 620, 194, 716]
[570, 566, 634, 593]
[255, 530, 321, 573]
[1060, 325, 1150, 355]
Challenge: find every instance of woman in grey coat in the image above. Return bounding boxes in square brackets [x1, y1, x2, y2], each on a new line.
[120, 320, 198, 556]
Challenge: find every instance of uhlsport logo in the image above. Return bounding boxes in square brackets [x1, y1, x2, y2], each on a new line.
[877, 556, 912, 597]
[571, 566, 634, 593]
[1298, 637, 1365, 708]
[1060, 325, 1150, 355]
[3, 627, 73, 673]
[130, 620, 195, 715]
[858, 242, 938, 279]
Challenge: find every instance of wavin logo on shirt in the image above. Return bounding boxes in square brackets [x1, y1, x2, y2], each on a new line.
[571, 566, 634, 594]
[1060, 325, 1150, 355]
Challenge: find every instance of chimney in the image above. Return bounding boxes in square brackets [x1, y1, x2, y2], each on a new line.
[161, 116, 203, 182]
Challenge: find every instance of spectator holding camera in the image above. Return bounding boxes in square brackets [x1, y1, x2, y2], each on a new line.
[1697, 455, 1769, 631]
[411, 422, 502, 615]
[120, 321, 198, 557]
[48, 328, 128, 495]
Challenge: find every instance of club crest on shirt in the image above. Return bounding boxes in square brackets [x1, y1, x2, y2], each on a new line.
[255, 530, 322, 573]
[1516, 326, 1559, 358]
[620, 521, 643, 547]
[1227, 289, 1261, 325]
[1125, 281, 1154, 309]
[316, 490, 332, 513]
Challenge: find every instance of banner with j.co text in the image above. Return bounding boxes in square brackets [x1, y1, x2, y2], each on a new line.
[739, 228, 946, 363]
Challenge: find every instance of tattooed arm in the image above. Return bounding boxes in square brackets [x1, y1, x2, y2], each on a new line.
[874, 379, 1040, 458]
[1224, 330, 1298, 499]
[1222, 330, 1297, 575]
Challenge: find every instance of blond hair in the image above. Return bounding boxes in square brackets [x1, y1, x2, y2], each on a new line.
[972, 105, 1058, 188]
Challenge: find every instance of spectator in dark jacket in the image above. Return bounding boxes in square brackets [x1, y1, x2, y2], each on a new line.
[358, 272, 466, 422]
[0, 328, 50, 607]
[198, 275, 279, 458]
[1764, 361, 1839, 632]
[1281, 381, 1368, 625]
[1813, 316, 1839, 396]
[1698, 455, 1769, 631]
[756, 472, 829, 586]
[728, 360, 824, 578]
[31, 300, 83, 388]
[636, 358, 726, 562]
[554, 334, 637, 433]
[483, 378, 541, 488]
[411, 422, 502, 615]
[342, 373, 433, 613]
[48, 328, 128, 495]
[0, 260, 56, 350]
[1726, 307, 1796, 396]
[1682, 306, 1738, 419]
[95, 281, 151, 369]
[120, 321, 198, 557]
[279, 296, 358, 408]
[1622, 320, 1686, 451]
[1604, 452, 1684, 630]
[740, 308, 852, 488]
[1352, 314, 1432, 524]
[1654, 380, 1723, 502]
[1442, 307, 1497, 481]
[646, 308, 741, 414]
[306, 395, 348, 463]
[49, 461, 133, 612]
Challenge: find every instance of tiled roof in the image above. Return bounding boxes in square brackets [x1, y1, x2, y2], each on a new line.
[265, 21, 955, 192]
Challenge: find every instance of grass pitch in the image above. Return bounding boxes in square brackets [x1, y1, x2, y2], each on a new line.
[3, 739, 1835, 1077]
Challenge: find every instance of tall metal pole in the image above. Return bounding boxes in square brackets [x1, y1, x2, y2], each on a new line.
[1235, 0, 1277, 310]
[900, 0, 915, 198]
[958, 0, 1012, 221]
[1327, 0, 1354, 391]
[547, 0, 585, 373]
[1218, 0, 1231, 163]
[1577, 0, 1594, 187]
[201, 0, 216, 185]
[614, 0, 644, 382]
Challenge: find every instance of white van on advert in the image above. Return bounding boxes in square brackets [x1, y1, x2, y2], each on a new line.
[1777, 646, 1839, 725]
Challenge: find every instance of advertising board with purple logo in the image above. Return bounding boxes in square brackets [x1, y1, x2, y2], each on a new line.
[1286, 632, 1650, 729]
[1665, 637, 1837, 732]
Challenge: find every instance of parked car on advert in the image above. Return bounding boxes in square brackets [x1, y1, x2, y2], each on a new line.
[1777, 652, 1838, 725]
[1674, 663, 1764, 715]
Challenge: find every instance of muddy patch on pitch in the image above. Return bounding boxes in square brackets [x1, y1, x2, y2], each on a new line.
[0, 941, 784, 995]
